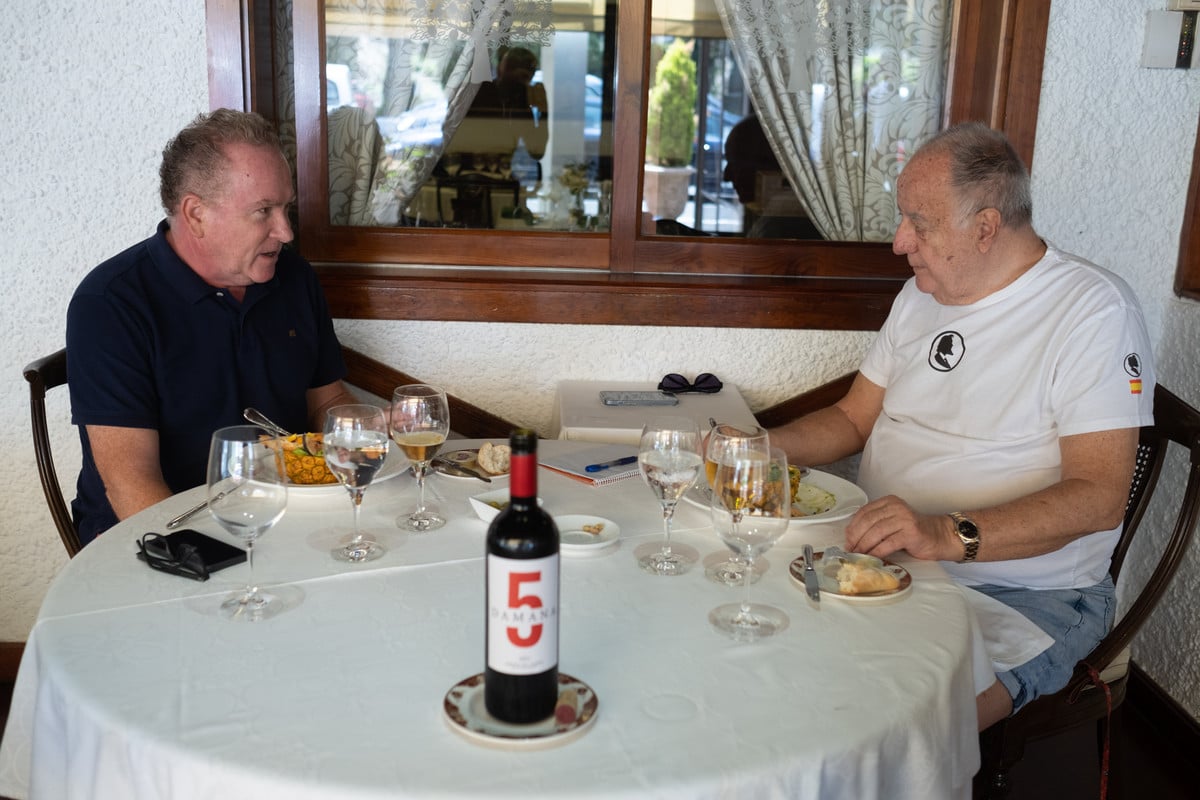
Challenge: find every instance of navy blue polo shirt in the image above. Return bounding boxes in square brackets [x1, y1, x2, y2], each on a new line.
[66, 220, 346, 545]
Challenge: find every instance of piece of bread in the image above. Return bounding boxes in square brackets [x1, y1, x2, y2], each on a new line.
[835, 561, 901, 595]
[476, 442, 511, 475]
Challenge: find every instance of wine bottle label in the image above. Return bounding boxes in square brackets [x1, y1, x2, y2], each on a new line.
[487, 554, 559, 675]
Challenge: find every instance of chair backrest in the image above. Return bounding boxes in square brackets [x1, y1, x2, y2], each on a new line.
[1072, 383, 1200, 686]
[24, 348, 81, 557]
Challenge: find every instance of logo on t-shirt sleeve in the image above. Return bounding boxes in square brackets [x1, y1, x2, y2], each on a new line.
[928, 331, 965, 372]
[1124, 353, 1143, 394]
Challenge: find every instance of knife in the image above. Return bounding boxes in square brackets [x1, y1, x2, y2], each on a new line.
[585, 455, 638, 473]
[166, 491, 225, 529]
[802, 544, 821, 605]
[432, 459, 491, 482]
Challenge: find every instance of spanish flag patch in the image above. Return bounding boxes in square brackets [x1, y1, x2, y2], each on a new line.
[1129, 379, 1143, 395]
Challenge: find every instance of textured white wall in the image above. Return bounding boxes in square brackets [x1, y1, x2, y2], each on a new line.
[0, 2, 208, 632]
[0, 0, 1197, 719]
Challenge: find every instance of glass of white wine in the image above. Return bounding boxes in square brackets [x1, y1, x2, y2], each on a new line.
[391, 384, 450, 532]
[635, 415, 703, 576]
[324, 404, 390, 561]
[704, 424, 770, 586]
[709, 445, 791, 640]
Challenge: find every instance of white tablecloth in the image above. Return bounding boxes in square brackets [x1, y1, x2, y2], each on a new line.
[0, 440, 983, 799]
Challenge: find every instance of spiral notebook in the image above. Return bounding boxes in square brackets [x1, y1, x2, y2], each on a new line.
[539, 444, 641, 486]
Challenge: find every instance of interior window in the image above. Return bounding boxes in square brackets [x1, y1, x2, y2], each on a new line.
[209, 0, 1048, 329]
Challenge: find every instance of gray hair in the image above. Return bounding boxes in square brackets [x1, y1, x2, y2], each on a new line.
[159, 109, 285, 215]
[916, 121, 1033, 229]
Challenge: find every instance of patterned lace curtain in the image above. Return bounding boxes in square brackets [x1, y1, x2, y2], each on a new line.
[713, 0, 950, 242]
[274, 0, 552, 226]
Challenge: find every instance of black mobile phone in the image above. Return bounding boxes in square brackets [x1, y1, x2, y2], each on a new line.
[136, 529, 247, 576]
[598, 390, 680, 407]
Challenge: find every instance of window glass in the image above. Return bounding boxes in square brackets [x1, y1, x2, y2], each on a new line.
[324, 0, 614, 232]
[643, 0, 950, 242]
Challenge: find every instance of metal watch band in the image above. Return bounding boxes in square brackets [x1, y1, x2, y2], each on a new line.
[949, 512, 980, 563]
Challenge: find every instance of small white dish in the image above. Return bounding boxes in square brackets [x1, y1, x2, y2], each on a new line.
[469, 489, 544, 524]
[554, 515, 620, 557]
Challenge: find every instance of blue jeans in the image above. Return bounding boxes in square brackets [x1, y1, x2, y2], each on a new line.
[971, 576, 1116, 712]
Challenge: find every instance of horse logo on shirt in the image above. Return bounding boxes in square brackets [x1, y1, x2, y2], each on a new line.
[928, 331, 965, 372]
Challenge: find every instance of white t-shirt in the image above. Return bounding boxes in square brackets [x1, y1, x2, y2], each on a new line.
[858, 244, 1154, 589]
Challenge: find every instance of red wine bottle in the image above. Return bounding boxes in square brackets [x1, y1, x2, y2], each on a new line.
[485, 429, 560, 723]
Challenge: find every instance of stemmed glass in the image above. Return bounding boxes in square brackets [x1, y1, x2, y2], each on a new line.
[207, 425, 289, 621]
[635, 415, 703, 575]
[704, 424, 771, 586]
[391, 384, 450, 532]
[709, 445, 792, 640]
[324, 404, 390, 562]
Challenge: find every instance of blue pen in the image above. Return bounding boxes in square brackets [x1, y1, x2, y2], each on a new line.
[585, 455, 638, 473]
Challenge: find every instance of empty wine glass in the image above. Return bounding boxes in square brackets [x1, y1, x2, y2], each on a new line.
[709, 445, 791, 640]
[324, 404, 390, 562]
[391, 384, 450, 532]
[635, 415, 703, 576]
[704, 424, 770, 586]
[207, 425, 289, 621]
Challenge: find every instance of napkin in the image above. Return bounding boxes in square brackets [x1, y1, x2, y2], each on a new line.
[959, 585, 1055, 673]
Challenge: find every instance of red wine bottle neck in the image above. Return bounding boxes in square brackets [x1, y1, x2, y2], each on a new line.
[509, 451, 537, 499]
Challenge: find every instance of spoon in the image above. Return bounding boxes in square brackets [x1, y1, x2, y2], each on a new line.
[243, 407, 293, 438]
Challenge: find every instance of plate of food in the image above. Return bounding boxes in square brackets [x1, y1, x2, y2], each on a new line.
[788, 548, 912, 604]
[435, 442, 511, 480]
[683, 467, 867, 526]
[553, 515, 620, 557]
[272, 433, 407, 499]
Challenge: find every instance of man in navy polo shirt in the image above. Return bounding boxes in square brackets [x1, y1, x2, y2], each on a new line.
[66, 109, 359, 546]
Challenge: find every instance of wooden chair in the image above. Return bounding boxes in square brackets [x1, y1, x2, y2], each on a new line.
[24, 348, 81, 557]
[976, 383, 1200, 798]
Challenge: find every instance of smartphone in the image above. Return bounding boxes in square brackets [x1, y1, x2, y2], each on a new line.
[599, 390, 680, 407]
[137, 529, 247, 574]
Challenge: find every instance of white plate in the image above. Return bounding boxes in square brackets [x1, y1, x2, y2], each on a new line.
[787, 551, 913, 604]
[554, 515, 620, 557]
[436, 447, 508, 480]
[288, 447, 408, 500]
[683, 468, 868, 526]
[442, 672, 599, 750]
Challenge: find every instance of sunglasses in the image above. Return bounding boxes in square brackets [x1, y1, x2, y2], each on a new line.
[137, 533, 210, 581]
[657, 372, 724, 395]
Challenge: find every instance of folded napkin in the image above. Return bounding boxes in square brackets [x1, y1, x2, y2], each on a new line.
[959, 585, 1055, 673]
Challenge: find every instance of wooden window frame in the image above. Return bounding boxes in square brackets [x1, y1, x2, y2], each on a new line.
[1175, 112, 1200, 301]
[204, 0, 1050, 330]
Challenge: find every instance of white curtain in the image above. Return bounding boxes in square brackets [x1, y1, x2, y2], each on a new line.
[277, 0, 539, 226]
[713, 0, 950, 241]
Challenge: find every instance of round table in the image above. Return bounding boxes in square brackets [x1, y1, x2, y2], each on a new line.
[0, 439, 983, 799]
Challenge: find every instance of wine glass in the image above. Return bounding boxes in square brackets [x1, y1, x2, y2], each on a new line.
[324, 404, 390, 562]
[207, 425, 289, 621]
[635, 415, 703, 576]
[704, 424, 771, 586]
[391, 384, 450, 532]
[709, 445, 791, 640]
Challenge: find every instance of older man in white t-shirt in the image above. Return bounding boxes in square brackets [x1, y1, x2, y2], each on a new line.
[770, 122, 1154, 731]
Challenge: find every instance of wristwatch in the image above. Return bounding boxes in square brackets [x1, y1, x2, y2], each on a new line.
[948, 512, 980, 563]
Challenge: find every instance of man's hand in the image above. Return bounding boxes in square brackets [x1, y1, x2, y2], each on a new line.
[844, 495, 958, 561]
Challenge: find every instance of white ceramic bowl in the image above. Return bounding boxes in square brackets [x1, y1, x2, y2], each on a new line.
[469, 489, 544, 523]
